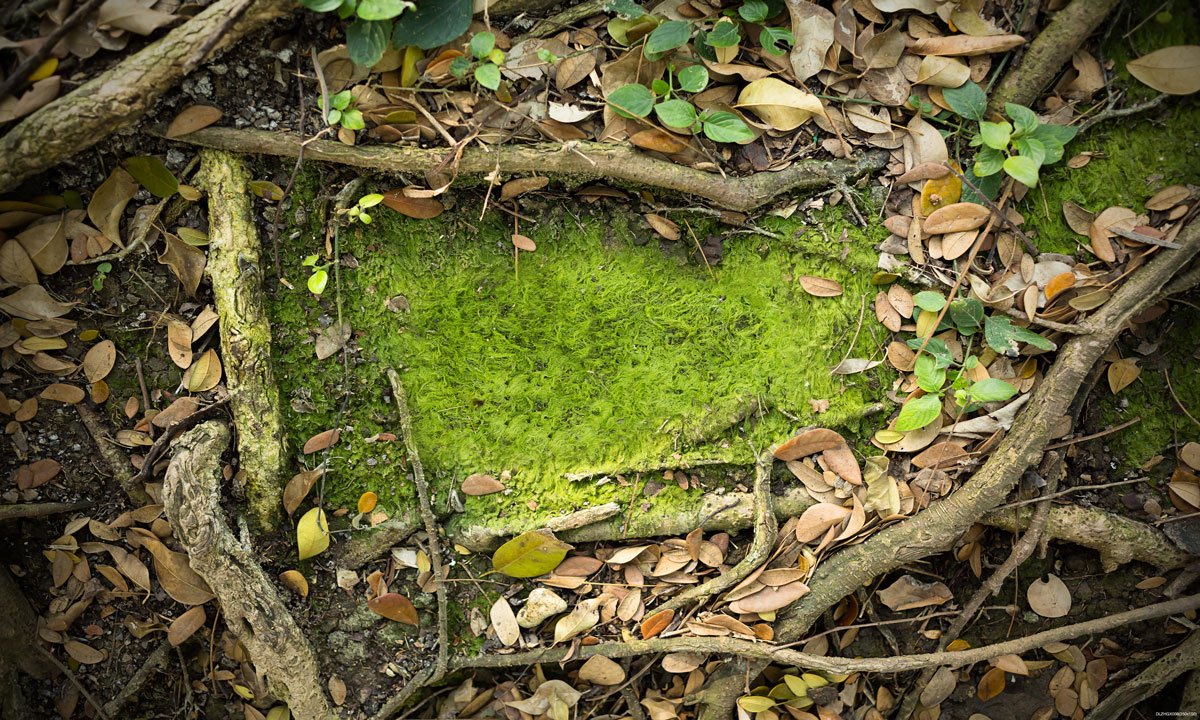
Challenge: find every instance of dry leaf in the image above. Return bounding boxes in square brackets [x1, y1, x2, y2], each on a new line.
[82, 340, 116, 383]
[328, 676, 347, 706]
[0, 284, 74, 320]
[512, 234, 536, 251]
[369, 593, 419, 625]
[168, 606, 207, 646]
[774, 428, 846, 460]
[1146, 185, 1191, 211]
[63, 640, 105, 665]
[165, 105, 223, 138]
[167, 319, 193, 369]
[88, 167, 138, 248]
[382, 190, 443, 219]
[500, 177, 549, 201]
[303, 428, 341, 454]
[1107, 358, 1140, 394]
[553, 598, 600, 643]
[41, 383, 85, 404]
[736, 78, 825, 131]
[728, 579, 810, 614]
[645, 213, 680, 241]
[908, 34, 1025, 57]
[462, 473, 504, 495]
[795, 503, 851, 543]
[798, 275, 843, 297]
[977, 665, 1005, 701]
[578, 655, 626, 685]
[183, 349, 222, 392]
[1126, 45, 1200, 95]
[1028, 574, 1072, 618]
[640, 608, 673, 639]
[924, 202, 989, 233]
[283, 468, 322, 515]
[140, 534, 215, 605]
[158, 232, 206, 295]
[877, 574, 953, 611]
[490, 597, 520, 647]
[279, 569, 309, 597]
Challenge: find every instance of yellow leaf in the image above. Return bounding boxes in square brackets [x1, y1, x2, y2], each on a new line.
[735, 78, 825, 131]
[297, 508, 330, 560]
[28, 57, 58, 82]
[919, 172, 963, 216]
[1107, 358, 1140, 394]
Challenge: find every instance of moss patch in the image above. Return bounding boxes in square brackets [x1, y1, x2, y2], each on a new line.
[269, 182, 894, 533]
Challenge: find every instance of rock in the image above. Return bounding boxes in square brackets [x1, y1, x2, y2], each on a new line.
[517, 588, 567, 628]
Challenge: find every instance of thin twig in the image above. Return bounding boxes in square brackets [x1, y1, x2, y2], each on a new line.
[1004, 308, 1087, 334]
[36, 645, 113, 720]
[1164, 369, 1200, 428]
[990, 476, 1146, 512]
[1043, 416, 1141, 450]
[183, 0, 255, 72]
[100, 639, 172, 717]
[1078, 94, 1169, 134]
[0, 0, 105, 101]
[386, 369, 449, 683]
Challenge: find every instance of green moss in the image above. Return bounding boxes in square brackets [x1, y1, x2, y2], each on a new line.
[268, 175, 894, 533]
[1020, 0, 1200, 254]
[1096, 305, 1200, 470]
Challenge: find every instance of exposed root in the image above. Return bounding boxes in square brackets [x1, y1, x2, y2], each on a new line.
[0, 564, 56, 717]
[0, 501, 90, 522]
[76, 404, 151, 505]
[0, 0, 294, 194]
[200, 149, 289, 531]
[989, 0, 1122, 112]
[162, 421, 335, 719]
[1089, 631, 1200, 720]
[169, 127, 887, 213]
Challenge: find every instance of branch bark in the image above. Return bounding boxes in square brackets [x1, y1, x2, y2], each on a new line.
[162, 421, 335, 719]
[0, 0, 294, 194]
[1088, 631, 1200, 720]
[169, 127, 887, 213]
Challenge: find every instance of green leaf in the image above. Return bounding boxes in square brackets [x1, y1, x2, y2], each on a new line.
[474, 62, 501, 90]
[984, 315, 1056, 355]
[907, 337, 952, 369]
[537, 48, 557, 64]
[1005, 103, 1038, 137]
[915, 354, 946, 394]
[392, 0, 471, 49]
[644, 20, 691, 56]
[606, 0, 645, 18]
[949, 297, 984, 336]
[124, 156, 178, 199]
[330, 90, 352, 110]
[297, 508, 330, 560]
[759, 26, 794, 55]
[739, 0, 769, 23]
[608, 83, 655, 118]
[942, 81, 987, 121]
[651, 78, 670, 96]
[307, 269, 329, 295]
[979, 121, 1012, 150]
[1003, 154, 1040, 187]
[1013, 137, 1047, 168]
[1030, 123, 1077, 164]
[356, 0, 409, 20]
[706, 19, 740, 48]
[449, 55, 471, 79]
[969, 378, 1018, 404]
[340, 108, 365, 130]
[701, 110, 754, 143]
[337, 0, 356, 19]
[469, 31, 495, 60]
[346, 19, 391, 67]
[912, 290, 946, 313]
[971, 146, 1006, 178]
[299, 0, 344, 11]
[676, 64, 709, 93]
[359, 193, 384, 208]
[895, 394, 943, 432]
[654, 98, 697, 129]
[491, 530, 573, 577]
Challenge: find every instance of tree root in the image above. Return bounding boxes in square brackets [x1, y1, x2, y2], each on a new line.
[658, 451, 776, 615]
[0, 501, 90, 521]
[162, 421, 335, 719]
[0, 564, 56, 717]
[989, 0, 1122, 112]
[1089, 631, 1200, 720]
[169, 127, 887, 213]
[696, 220, 1200, 720]
[76, 404, 151, 505]
[199, 150, 289, 531]
[0, 0, 294, 194]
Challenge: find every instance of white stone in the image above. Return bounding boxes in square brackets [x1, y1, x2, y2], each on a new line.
[516, 588, 567, 628]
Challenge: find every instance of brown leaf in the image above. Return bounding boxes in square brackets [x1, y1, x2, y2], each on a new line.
[462, 473, 504, 496]
[923, 202, 990, 234]
[795, 503, 851, 543]
[167, 606, 207, 646]
[165, 105, 223, 138]
[798, 275, 843, 297]
[578, 655, 626, 685]
[152, 396, 200, 429]
[500, 177, 549, 201]
[381, 190, 443, 219]
[1126, 45, 1200, 95]
[1107, 358, 1140, 394]
[728, 580, 811, 614]
[0, 240, 38, 286]
[328, 676, 348, 706]
[875, 291, 901, 332]
[630, 129, 690, 154]
[167, 319, 193, 369]
[280, 569, 309, 597]
[283, 468, 323, 515]
[1146, 185, 1191, 211]
[977, 665, 1006, 701]
[140, 535, 215, 605]
[158, 232, 206, 295]
[908, 34, 1025, 57]
[1027, 574, 1072, 618]
[41, 383, 85, 404]
[911, 441, 969, 470]
[82, 340, 116, 383]
[183, 349, 222, 393]
[63, 640, 106, 665]
[88, 167, 138, 248]
[512, 234, 536, 252]
[303, 428, 341, 454]
[774, 428, 846, 461]
[368, 593, 419, 625]
[640, 608, 674, 639]
[645, 213, 680, 241]
[0, 284, 75, 320]
[490, 596, 520, 647]
[555, 52, 596, 91]
[97, 0, 177, 35]
[16, 215, 67, 275]
[877, 574, 953, 611]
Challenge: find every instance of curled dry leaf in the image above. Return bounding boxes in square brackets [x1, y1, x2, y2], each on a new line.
[167, 320, 193, 369]
[167, 606, 207, 646]
[908, 34, 1025, 57]
[368, 593, 419, 626]
[1028, 574, 1072, 618]
[553, 598, 600, 643]
[640, 608, 674, 639]
[490, 596, 521, 647]
[183, 349, 222, 393]
[279, 569, 309, 597]
[774, 428, 846, 461]
[645, 213, 680, 241]
[736, 78, 825, 131]
[876, 574, 953, 611]
[302, 428, 341, 454]
[798, 275, 843, 297]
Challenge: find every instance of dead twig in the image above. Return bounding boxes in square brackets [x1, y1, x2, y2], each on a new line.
[100, 639, 172, 718]
[36, 644, 113, 720]
[0, 0, 105, 101]
[0, 501, 90, 522]
[76, 404, 151, 505]
[1089, 631, 1200, 720]
[945, 163, 1037, 256]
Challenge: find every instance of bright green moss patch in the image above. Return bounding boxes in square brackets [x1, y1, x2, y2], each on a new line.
[270, 188, 894, 531]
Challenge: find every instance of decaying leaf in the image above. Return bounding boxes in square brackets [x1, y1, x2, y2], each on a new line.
[168, 606, 207, 646]
[368, 592, 419, 625]
[1126, 45, 1200, 96]
[798, 275, 844, 297]
[1107, 358, 1140, 394]
[877, 574, 953, 611]
[165, 105, 223, 138]
[492, 530, 572, 578]
[279, 569, 309, 597]
[490, 596, 521, 647]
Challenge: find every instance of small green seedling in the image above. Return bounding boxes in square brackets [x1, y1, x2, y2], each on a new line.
[301, 254, 331, 296]
[608, 63, 753, 143]
[343, 193, 384, 225]
[92, 262, 113, 292]
[320, 90, 365, 131]
[449, 31, 528, 91]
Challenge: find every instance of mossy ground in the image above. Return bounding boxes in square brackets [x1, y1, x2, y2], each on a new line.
[269, 179, 893, 531]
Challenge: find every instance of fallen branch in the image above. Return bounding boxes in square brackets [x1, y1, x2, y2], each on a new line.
[441, 594, 1200, 676]
[76, 404, 151, 505]
[169, 127, 888, 213]
[989, 0, 1122, 112]
[0, 564, 56, 717]
[0, 0, 105, 101]
[200, 150, 289, 531]
[99, 639, 172, 718]
[697, 217, 1200, 719]
[0, 501, 90, 521]
[162, 421, 335, 719]
[0, 0, 294, 193]
[1089, 631, 1200, 720]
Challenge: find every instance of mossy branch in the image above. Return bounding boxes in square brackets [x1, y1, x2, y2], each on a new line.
[168, 127, 887, 213]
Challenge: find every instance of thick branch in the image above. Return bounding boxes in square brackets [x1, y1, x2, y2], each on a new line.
[0, 0, 293, 193]
[170, 127, 887, 213]
[162, 421, 335, 719]
[989, 0, 1122, 112]
[1089, 631, 1200, 720]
